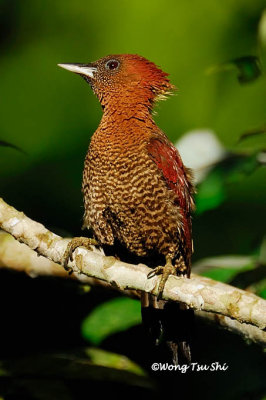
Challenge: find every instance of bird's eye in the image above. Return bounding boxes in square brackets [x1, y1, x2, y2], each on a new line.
[105, 59, 120, 71]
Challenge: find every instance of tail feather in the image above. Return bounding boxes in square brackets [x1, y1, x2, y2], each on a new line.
[141, 292, 194, 365]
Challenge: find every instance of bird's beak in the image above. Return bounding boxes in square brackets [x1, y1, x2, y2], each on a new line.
[57, 63, 97, 78]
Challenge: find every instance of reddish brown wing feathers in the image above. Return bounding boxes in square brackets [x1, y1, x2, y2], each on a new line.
[148, 138, 193, 213]
[147, 137, 194, 270]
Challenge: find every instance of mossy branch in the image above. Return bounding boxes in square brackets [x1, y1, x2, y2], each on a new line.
[0, 197, 265, 346]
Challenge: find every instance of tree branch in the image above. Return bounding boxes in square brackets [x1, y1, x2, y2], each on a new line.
[0, 230, 135, 295]
[196, 310, 266, 346]
[1, 230, 265, 346]
[0, 197, 265, 339]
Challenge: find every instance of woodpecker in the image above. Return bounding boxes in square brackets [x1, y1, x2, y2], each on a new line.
[59, 54, 195, 364]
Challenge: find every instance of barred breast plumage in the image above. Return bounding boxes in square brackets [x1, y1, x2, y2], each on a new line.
[82, 117, 192, 270]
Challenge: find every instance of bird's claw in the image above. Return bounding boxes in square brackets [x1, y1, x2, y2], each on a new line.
[62, 237, 99, 270]
[147, 257, 177, 298]
[147, 266, 164, 279]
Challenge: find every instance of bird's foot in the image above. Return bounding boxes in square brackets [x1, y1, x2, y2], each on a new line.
[62, 237, 99, 270]
[147, 256, 176, 298]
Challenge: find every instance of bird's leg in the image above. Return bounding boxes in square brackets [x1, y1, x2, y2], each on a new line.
[62, 237, 99, 270]
[147, 255, 177, 297]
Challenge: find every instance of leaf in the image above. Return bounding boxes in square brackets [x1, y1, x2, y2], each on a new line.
[0, 139, 26, 154]
[195, 152, 263, 213]
[249, 279, 266, 299]
[237, 127, 266, 144]
[85, 348, 145, 376]
[225, 153, 261, 183]
[207, 56, 262, 84]
[200, 267, 246, 282]
[193, 255, 255, 273]
[258, 236, 266, 265]
[192, 255, 255, 282]
[0, 349, 153, 394]
[81, 297, 141, 345]
[236, 126, 266, 153]
[195, 169, 226, 214]
[232, 56, 262, 83]
[259, 288, 266, 299]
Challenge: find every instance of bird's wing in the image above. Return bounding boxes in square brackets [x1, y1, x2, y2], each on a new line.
[147, 136, 195, 269]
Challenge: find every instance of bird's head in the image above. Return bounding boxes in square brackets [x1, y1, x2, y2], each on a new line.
[58, 54, 175, 111]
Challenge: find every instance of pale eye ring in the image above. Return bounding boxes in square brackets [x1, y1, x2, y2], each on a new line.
[105, 59, 120, 71]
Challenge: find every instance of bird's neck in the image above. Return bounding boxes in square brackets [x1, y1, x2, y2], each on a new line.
[92, 102, 157, 147]
[100, 96, 155, 127]
[97, 86, 157, 124]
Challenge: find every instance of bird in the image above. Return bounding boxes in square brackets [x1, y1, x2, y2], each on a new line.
[58, 54, 195, 364]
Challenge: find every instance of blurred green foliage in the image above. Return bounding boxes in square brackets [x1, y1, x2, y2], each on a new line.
[0, 0, 266, 398]
[196, 150, 265, 214]
[81, 298, 141, 345]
